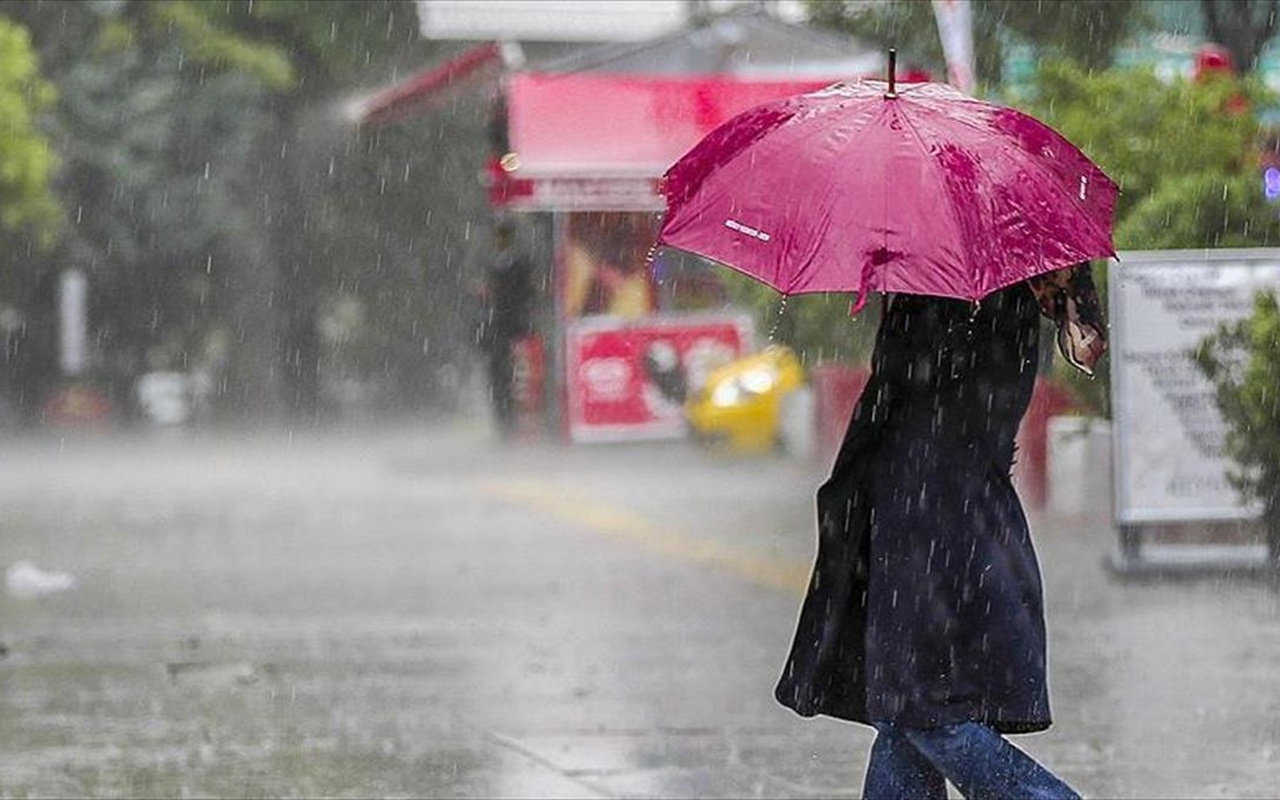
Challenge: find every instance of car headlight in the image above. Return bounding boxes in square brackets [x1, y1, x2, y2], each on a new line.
[710, 381, 745, 408]
[738, 367, 776, 395]
[708, 367, 777, 408]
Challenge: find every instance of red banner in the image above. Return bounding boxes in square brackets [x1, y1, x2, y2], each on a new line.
[565, 314, 752, 442]
[511, 335, 545, 439]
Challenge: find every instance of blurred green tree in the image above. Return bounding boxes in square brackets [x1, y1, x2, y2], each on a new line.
[1017, 62, 1272, 236]
[1016, 61, 1280, 413]
[994, 0, 1146, 72]
[805, 0, 1146, 87]
[125, 0, 421, 420]
[141, 0, 487, 420]
[720, 273, 880, 370]
[0, 17, 58, 240]
[2, 0, 276, 419]
[1195, 290, 1280, 578]
[0, 14, 59, 421]
[4, 0, 483, 423]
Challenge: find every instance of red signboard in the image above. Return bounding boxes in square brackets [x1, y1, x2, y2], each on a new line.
[488, 169, 665, 212]
[565, 313, 753, 442]
[511, 334, 545, 439]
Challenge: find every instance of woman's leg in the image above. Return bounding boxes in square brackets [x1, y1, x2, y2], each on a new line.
[901, 721, 1079, 800]
[862, 723, 947, 800]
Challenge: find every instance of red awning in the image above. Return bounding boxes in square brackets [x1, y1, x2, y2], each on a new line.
[494, 72, 844, 210]
[352, 57, 868, 210]
[354, 42, 505, 127]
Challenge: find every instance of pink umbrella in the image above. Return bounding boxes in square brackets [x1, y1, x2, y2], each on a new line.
[657, 54, 1118, 309]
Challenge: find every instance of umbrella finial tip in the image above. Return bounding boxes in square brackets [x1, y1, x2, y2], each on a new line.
[886, 48, 898, 99]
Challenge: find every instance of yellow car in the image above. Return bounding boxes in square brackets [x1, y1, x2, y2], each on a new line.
[686, 345, 805, 454]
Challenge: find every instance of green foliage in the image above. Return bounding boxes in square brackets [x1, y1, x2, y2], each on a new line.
[172, 0, 468, 415]
[1119, 172, 1280, 249]
[1195, 291, 1280, 539]
[0, 16, 59, 242]
[0, 0, 507, 420]
[993, 0, 1147, 71]
[722, 271, 880, 367]
[307, 93, 495, 402]
[0, 14, 61, 415]
[47, 15, 269, 403]
[148, 0, 418, 97]
[1016, 62, 1270, 226]
[805, 0, 1145, 87]
[145, 2, 296, 90]
[1014, 62, 1280, 414]
[806, 0, 973, 81]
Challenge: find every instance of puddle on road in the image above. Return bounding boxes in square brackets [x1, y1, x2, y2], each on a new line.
[164, 659, 275, 688]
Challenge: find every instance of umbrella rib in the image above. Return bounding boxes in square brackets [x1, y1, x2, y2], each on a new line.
[892, 102, 972, 292]
[790, 100, 874, 295]
[661, 83, 1116, 303]
[1009, 144, 1117, 264]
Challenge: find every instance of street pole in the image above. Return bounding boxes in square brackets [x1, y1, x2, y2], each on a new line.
[58, 269, 87, 378]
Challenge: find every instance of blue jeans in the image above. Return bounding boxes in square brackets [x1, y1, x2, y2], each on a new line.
[862, 722, 1080, 800]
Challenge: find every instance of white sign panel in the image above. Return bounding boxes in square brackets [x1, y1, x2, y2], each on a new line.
[417, 0, 688, 42]
[416, 0, 809, 42]
[1111, 250, 1280, 523]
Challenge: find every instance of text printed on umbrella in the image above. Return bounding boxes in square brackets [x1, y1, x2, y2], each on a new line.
[724, 218, 772, 242]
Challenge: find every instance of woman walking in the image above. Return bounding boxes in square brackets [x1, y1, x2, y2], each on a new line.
[775, 266, 1105, 800]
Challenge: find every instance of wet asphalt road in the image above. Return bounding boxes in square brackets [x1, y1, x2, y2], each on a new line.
[2, 420, 1280, 798]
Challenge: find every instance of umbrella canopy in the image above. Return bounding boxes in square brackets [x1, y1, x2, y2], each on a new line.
[657, 77, 1118, 305]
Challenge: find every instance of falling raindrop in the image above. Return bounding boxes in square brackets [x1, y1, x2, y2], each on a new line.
[768, 295, 789, 342]
[643, 243, 659, 268]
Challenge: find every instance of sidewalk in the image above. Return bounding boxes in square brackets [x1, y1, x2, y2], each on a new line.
[0, 421, 1278, 798]
[390, 421, 1280, 798]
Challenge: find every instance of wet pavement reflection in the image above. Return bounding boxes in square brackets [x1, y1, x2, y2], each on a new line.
[1, 422, 1279, 798]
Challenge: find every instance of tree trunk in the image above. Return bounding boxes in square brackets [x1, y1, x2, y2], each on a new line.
[1201, 0, 1280, 74]
[1267, 500, 1280, 590]
[5, 267, 60, 424]
[215, 97, 308, 423]
[218, 203, 286, 422]
[269, 97, 322, 423]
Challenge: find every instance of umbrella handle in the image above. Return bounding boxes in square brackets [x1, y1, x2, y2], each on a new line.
[885, 48, 897, 99]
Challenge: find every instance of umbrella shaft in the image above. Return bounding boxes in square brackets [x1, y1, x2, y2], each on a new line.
[886, 48, 898, 99]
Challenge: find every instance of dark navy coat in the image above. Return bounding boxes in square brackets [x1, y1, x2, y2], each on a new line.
[775, 283, 1050, 734]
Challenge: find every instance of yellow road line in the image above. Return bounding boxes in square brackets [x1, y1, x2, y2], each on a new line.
[478, 478, 809, 596]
